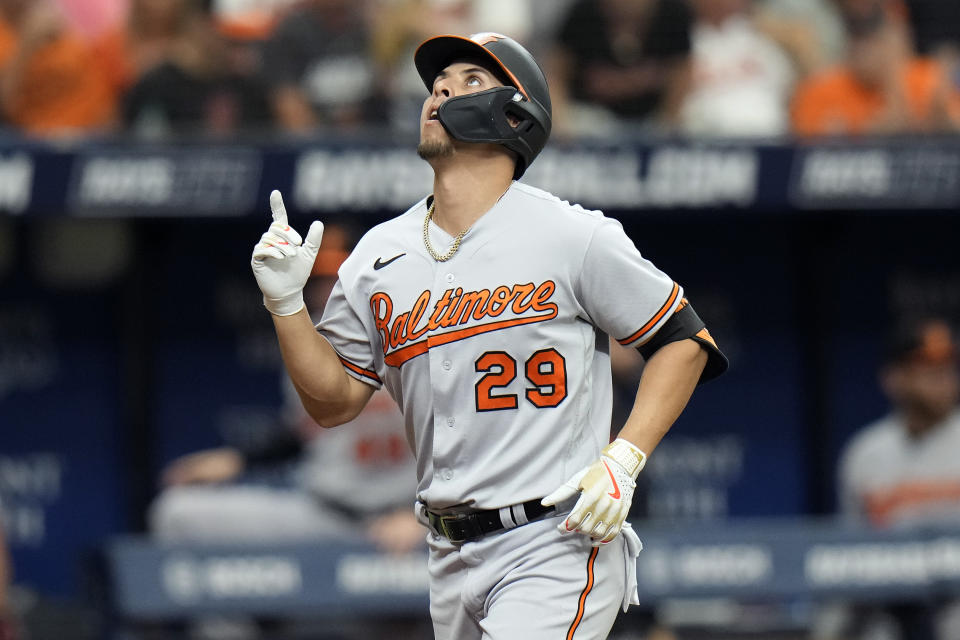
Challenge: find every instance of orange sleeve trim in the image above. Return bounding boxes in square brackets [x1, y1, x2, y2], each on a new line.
[695, 327, 718, 349]
[566, 546, 599, 640]
[617, 282, 681, 346]
[338, 357, 381, 384]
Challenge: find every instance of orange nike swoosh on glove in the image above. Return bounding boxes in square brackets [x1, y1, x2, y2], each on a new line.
[602, 460, 621, 499]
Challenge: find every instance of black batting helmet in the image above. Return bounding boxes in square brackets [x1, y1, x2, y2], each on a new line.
[414, 33, 552, 179]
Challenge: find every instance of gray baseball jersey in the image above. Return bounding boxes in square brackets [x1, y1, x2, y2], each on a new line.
[296, 387, 416, 514]
[839, 409, 960, 528]
[317, 181, 681, 638]
[149, 386, 416, 543]
[317, 181, 681, 510]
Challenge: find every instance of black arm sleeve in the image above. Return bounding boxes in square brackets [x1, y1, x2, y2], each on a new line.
[637, 301, 728, 383]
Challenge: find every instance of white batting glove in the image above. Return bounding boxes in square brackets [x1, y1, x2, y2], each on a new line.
[542, 439, 647, 545]
[250, 190, 325, 316]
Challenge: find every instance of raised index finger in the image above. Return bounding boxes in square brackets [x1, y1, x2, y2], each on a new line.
[269, 189, 288, 225]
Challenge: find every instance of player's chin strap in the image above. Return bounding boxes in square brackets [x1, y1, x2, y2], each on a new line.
[436, 87, 549, 162]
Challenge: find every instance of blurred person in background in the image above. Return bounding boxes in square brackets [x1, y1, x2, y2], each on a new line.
[758, 0, 847, 71]
[92, 0, 202, 109]
[818, 317, 960, 640]
[121, 0, 272, 137]
[791, 0, 960, 136]
[261, 0, 382, 132]
[0, 0, 114, 136]
[210, 0, 300, 41]
[839, 318, 960, 529]
[678, 0, 799, 138]
[903, 0, 960, 94]
[546, 0, 693, 138]
[154, 380, 422, 551]
[53, 0, 126, 39]
[150, 231, 422, 637]
[150, 227, 420, 552]
[370, 0, 532, 135]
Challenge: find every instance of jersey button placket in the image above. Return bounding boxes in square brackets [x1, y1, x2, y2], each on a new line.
[430, 267, 462, 489]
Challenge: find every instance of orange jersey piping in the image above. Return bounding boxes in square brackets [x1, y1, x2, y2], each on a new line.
[617, 282, 681, 346]
[566, 546, 599, 639]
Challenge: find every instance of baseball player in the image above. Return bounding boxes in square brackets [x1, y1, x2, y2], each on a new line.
[252, 33, 727, 639]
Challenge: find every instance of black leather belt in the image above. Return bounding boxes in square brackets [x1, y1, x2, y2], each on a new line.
[425, 499, 555, 544]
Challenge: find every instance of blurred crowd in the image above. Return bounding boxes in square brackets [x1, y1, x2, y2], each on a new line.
[0, 0, 959, 141]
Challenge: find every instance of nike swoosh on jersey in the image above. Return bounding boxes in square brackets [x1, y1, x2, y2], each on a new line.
[602, 461, 621, 499]
[374, 253, 406, 270]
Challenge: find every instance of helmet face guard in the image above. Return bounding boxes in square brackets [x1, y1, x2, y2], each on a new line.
[436, 87, 551, 178]
[415, 33, 552, 179]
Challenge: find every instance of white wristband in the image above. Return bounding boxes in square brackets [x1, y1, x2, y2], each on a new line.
[263, 292, 305, 317]
[602, 439, 647, 479]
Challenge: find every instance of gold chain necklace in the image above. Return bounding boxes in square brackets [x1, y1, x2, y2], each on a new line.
[423, 201, 469, 262]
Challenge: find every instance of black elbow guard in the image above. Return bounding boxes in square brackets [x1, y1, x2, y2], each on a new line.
[637, 301, 728, 383]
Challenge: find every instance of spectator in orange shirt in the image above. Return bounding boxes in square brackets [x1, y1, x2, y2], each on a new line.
[0, 0, 114, 136]
[791, 0, 960, 136]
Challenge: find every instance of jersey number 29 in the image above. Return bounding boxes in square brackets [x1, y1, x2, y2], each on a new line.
[474, 348, 567, 411]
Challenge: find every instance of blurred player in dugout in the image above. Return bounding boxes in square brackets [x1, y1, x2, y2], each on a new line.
[818, 317, 960, 640]
[149, 226, 422, 554]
